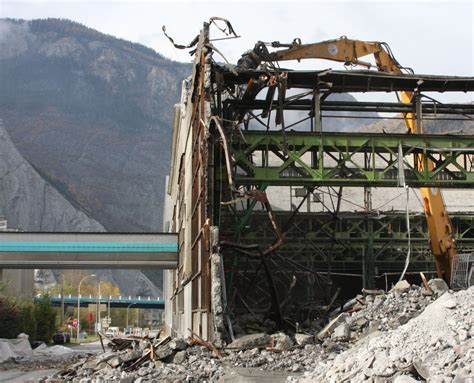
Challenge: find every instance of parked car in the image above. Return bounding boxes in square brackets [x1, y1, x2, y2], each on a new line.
[52, 331, 70, 344]
[105, 326, 120, 338]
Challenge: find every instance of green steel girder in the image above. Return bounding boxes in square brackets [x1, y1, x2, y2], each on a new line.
[230, 132, 474, 187]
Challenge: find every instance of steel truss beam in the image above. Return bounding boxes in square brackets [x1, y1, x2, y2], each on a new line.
[229, 131, 474, 187]
[221, 69, 474, 92]
[227, 99, 474, 116]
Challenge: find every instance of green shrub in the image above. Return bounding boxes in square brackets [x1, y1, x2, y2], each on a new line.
[19, 302, 37, 341]
[0, 292, 56, 343]
[0, 296, 21, 339]
[33, 296, 56, 343]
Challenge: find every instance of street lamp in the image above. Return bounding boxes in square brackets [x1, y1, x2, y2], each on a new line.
[96, 281, 102, 335]
[77, 274, 96, 341]
[126, 303, 137, 334]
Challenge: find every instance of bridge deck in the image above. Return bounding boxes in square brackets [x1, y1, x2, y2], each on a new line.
[0, 232, 178, 269]
[44, 295, 165, 309]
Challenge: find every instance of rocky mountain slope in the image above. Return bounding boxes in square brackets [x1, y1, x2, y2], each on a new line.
[0, 18, 190, 232]
[0, 118, 103, 232]
[0, 117, 161, 297]
[357, 115, 474, 134]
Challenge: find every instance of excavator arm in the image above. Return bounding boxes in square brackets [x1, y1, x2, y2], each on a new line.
[237, 37, 457, 283]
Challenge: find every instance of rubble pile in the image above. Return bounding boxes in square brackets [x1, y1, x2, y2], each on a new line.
[345, 280, 441, 338]
[224, 332, 322, 373]
[297, 286, 474, 382]
[51, 331, 319, 382]
[53, 335, 226, 382]
[43, 280, 472, 382]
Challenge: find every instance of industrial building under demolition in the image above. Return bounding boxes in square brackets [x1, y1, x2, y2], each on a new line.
[163, 19, 474, 345]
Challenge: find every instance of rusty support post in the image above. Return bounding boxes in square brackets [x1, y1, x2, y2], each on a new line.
[314, 90, 322, 132]
[415, 93, 423, 133]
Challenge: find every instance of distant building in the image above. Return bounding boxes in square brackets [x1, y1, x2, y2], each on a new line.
[0, 219, 34, 299]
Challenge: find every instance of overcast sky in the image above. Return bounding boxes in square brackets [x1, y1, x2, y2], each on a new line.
[1, 0, 473, 102]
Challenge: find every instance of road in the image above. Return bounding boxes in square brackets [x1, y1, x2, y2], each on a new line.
[67, 340, 104, 353]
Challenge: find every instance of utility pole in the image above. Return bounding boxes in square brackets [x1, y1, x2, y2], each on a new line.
[96, 281, 102, 335]
[108, 295, 111, 325]
[77, 274, 95, 342]
[98, 282, 102, 333]
[126, 303, 136, 333]
[60, 274, 64, 327]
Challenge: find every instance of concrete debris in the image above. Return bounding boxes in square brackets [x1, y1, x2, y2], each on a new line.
[394, 279, 411, 293]
[295, 286, 474, 382]
[168, 337, 188, 351]
[294, 333, 313, 346]
[442, 297, 457, 309]
[172, 350, 187, 364]
[333, 323, 350, 341]
[317, 313, 348, 340]
[428, 278, 449, 296]
[270, 332, 293, 350]
[227, 333, 271, 349]
[39, 281, 473, 382]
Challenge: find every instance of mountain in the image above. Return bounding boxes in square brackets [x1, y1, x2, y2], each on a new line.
[0, 118, 103, 232]
[356, 114, 474, 134]
[250, 92, 380, 132]
[323, 93, 380, 132]
[0, 117, 162, 297]
[0, 18, 192, 297]
[0, 18, 190, 232]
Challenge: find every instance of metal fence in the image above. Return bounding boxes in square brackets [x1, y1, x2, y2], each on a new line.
[451, 253, 473, 290]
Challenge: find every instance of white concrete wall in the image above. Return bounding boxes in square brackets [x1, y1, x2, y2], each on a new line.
[164, 57, 200, 338]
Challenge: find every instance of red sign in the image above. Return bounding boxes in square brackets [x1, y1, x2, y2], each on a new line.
[87, 312, 94, 322]
[72, 319, 78, 328]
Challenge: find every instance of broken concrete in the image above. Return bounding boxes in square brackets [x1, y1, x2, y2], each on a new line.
[296, 287, 474, 382]
[428, 278, 449, 296]
[333, 323, 350, 340]
[168, 338, 188, 351]
[393, 279, 411, 292]
[271, 332, 293, 350]
[227, 333, 271, 349]
[316, 313, 348, 340]
[294, 334, 313, 346]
